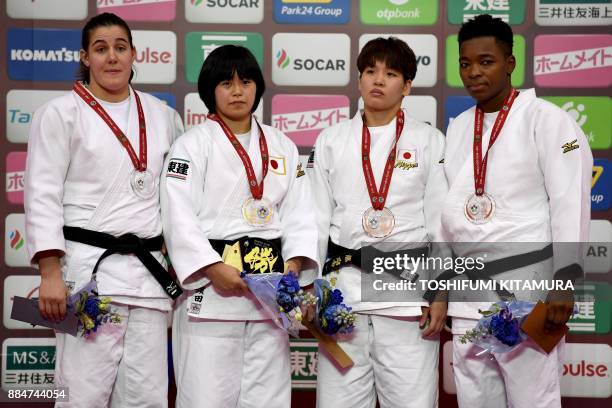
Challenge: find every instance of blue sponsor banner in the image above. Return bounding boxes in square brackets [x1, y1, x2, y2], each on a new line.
[592, 158, 610, 211]
[7, 28, 80, 82]
[444, 96, 476, 131]
[273, 0, 350, 24]
[150, 92, 176, 109]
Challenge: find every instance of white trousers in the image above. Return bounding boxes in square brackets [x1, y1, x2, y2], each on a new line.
[172, 299, 291, 408]
[452, 317, 563, 408]
[55, 304, 168, 408]
[316, 314, 439, 408]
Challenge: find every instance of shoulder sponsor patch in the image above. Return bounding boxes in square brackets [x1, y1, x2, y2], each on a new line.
[296, 163, 305, 178]
[562, 139, 579, 154]
[167, 158, 190, 180]
[307, 148, 315, 169]
[439, 158, 445, 164]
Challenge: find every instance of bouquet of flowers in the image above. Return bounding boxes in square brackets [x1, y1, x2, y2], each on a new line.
[313, 279, 356, 336]
[241, 271, 315, 336]
[68, 280, 122, 338]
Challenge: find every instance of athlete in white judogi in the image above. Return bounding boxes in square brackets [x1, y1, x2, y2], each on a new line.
[441, 14, 592, 408]
[25, 13, 183, 408]
[309, 37, 448, 408]
[160, 45, 319, 408]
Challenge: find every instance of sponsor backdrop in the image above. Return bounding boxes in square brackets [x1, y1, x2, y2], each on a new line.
[1, 0, 610, 406]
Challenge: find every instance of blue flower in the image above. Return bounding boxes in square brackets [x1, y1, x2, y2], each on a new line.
[279, 273, 300, 295]
[84, 297, 100, 318]
[277, 292, 296, 313]
[490, 311, 521, 346]
[322, 305, 341, 335]
[328, 289, 343, 306]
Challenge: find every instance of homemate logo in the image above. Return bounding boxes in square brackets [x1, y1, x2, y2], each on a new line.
[536, 0, 612, 26]
[6, 152, 26, 205]
[5, 214, 29, 267]
[186, 0, 264, 23]
[271, 94, 349, 148]
[272, 33, 350, 86]
[7, 28, 80, 82]
[184, 93, 263, 131]
[132, 30, 176, 84]
[358, 34, 437, 87]
[185, 32, 264, 83]
[534, 34, 612, 88]
[360, 0, 438, 25]
[446, 34, 525, 88]
[274, 0, 350, 24]
[97, 0, 176, 21]
[543, 96, 611, 150]
[7, 0, 87, 20]
[6, 90, 66, 144]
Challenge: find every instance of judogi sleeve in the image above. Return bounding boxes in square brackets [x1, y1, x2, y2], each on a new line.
[423, 128, 449, 243]
[24, 101, 72, 264]
[535, 103, 593, 280]
[308, 130, 335, 277]
[277, 137, 320, 286]
[160, 133, 222, 289]
[168, 107, 185, 143]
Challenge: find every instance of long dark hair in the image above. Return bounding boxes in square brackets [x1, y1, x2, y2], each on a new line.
[78, 12, 134, 83]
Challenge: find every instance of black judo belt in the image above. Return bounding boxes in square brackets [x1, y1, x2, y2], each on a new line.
[423, 243, 554, 303]
[209, 236, 284, 274]
[63, 226, 182, 299]
[323, 239, 430, 278]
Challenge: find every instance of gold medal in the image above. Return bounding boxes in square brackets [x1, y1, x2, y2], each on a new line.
[242, 197, 273, 226]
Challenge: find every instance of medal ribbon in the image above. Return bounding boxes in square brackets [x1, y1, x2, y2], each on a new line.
[473, 88, 518, 196]
[207, 114, 268, 200]
[73, 81, 147, 171]
[361, 110, 405, 211]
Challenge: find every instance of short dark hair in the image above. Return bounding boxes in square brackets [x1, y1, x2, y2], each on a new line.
[458, 14, 514, 56]
[79, 12, 134, 83]
[197, 45, 265, 114]
[357, 37, 417, 81]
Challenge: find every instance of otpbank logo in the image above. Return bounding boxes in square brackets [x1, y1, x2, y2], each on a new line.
[7, 28, 80, 82]
[534, 34, 612, 88]
[542, 96, 611, 150]
[97, 0, 176, 22]
[5, 214, 29, 267]
[185, 32, 264, 83]
[271, 94, 349, 148]
[6, 152, 26, 205]
[132, 31, 177, 84]
[359, 34, 437, 87]
[6, 90, 65, 144]
[446, 34, 526, 88]
[272, 33, 350, 86]
[183, 93, 263, 131]
[274, 0, 350, 24]
[186, 0, 264, 23]
[360, 0, 438, 25]
[7, 0, 87, 20]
